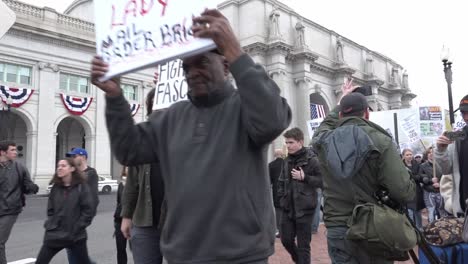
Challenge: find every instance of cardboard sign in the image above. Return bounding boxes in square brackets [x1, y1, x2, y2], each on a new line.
[399, 110, 420, 143]
[0, 1, 16, 39]
[306, 118, 324, 140]
[153, 59, 188, 110]
[94, 0, 218, 81]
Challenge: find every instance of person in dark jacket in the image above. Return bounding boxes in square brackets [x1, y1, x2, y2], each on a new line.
[114, 169, 127, 264]
[278, 128, 322, 264]
[65, 148, 99, 264]
[35, 158, 93, 264]
[402, 148, 425, 229]
[0, 140, 39, 264]
[418, 146, 447, 223]
[90, 9, 291, 264]
[120, 88, 165, 264]
[269, 149, 284, 238]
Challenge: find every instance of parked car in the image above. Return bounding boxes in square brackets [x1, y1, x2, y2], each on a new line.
[98, 176, 119, 194]
[46, 176, 119, 194]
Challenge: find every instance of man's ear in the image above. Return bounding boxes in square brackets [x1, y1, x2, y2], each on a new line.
[364, 109, 370, 120]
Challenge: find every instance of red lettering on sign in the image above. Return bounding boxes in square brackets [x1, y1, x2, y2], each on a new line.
[140, 0, 154, 15]
[158, 0, 168, 16]
[111, 0, 158, 28]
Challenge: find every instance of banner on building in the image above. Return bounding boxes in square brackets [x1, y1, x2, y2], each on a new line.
[0, 85, 34, 108]
[153, 59, 188, 110]
[94, 0, 218, 81]
[0, 1, 15, 39]
[60, 93, 93, 116]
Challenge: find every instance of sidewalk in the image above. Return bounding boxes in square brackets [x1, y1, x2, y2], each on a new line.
[269, 224, 415, 264]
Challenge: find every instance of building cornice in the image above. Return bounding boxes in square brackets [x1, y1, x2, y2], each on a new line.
[6, 27, 95, 52]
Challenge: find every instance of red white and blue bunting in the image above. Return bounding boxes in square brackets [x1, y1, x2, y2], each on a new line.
[130, 103, 140, 117]
[60, 93, 93, 116]
[0, 85, 34, 108]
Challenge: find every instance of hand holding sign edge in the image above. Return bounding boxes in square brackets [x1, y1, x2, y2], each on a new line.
[91, 56, 122, 97]
[191, 9, 244, 64]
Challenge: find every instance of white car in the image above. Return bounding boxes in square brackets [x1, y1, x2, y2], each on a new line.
[98, 176, 119, 194]
[46, 176, 119, 194]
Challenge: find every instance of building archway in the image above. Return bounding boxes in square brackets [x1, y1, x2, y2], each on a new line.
[309, 93, 330, 119]
[55, 116, 91, 165]
[0, 111, 30, 166]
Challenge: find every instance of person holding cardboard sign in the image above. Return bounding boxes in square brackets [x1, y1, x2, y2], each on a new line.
[91, 8, 291, 264]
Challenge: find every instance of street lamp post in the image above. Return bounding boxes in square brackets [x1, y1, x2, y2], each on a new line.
[441, 46, 455, 126]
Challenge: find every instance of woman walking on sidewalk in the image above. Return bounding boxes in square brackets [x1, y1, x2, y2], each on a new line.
[35, 158, 94, 264]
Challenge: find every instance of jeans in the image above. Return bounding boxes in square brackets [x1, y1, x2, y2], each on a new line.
[131, 226, 163, 264]
[37, 239, 90, 264]
[327, 226, 393, 264]
[66, 243, 95, 264]
[311, 188, 322, 232]
[280, 213, 313, 264]
[115, 221, 128, 264]
[407, 209, 423, 230]
[423, 191, 447, 223]
[0, 214, 18, 264]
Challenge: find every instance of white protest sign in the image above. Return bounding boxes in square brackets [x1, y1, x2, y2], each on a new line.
[399, 109, 420, 143]
[153, 59, 188, 110]
[94, 0, 218, 81]
[306, 118, 323, 140]
[0, 1, 16, 39]
[454, 112, 466, 131]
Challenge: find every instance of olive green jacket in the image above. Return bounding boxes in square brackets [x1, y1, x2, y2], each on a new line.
[312, 108, 416, 227]
[120, 164, 153, 227]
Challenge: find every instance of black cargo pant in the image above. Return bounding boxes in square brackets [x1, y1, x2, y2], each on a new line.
[280, 212, 314, 264]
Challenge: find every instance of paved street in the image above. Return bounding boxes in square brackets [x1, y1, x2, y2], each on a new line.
[7, 194, 415, 264]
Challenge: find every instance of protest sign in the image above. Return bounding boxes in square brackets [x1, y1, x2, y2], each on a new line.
[94, 0, 218, 81]
[153, 59, 188, 110]
[0, 1, 16, 39]
[454, 112, 466, 131]
[419, 106, 444, 137]
[306, 118, 324, 140]
[399, 109, 420, 144]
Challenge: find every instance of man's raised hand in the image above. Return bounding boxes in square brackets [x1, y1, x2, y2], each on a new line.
[91, 56, 121, 97]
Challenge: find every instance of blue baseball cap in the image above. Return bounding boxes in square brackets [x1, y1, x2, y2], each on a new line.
[66, 148, 88, 158]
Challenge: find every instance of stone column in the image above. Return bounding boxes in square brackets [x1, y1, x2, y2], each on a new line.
[93, 88, 112, 178]
[26, 130, 37, 179]
[269, 69, 289, 151]
[294, 77, 312, 144]
[35, 62, 60, 192]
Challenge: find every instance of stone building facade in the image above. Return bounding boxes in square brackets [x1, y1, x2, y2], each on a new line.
[0, 0, 415, 191]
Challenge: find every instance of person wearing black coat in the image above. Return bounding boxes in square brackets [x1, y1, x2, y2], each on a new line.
[278, 128, 322, 264]
[269, 149, 285, 237]
[35, 158, 93, 264]
[402, 148, 425, 230]
[418, 147, 447, 222]
[114, 171, 127, 264]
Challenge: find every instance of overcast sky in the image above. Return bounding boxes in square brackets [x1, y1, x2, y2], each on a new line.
[15, 0, 467, 109]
